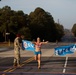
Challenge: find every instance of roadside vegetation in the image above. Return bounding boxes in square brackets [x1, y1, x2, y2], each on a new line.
[0, 6, 65, 42]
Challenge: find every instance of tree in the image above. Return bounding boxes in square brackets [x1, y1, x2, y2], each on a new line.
[0, 6, 11, 33]
[0, 6, 31, 41]
[0, 6, 65, 42]
[72, 23, 76, 36]
[0, 6, 12, 41]
[55, 23, 64, 41]
[29, 7, 56, 41]
[18, 27, 31, 40]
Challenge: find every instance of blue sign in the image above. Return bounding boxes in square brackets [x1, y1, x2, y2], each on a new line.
[22, 40, 35, 51]
[54, 44, 76, 56]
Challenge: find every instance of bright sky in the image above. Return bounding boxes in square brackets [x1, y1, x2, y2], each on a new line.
[0, 0, 76, 29]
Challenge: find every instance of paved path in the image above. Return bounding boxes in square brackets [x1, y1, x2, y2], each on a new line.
[0, 43, 76, 75]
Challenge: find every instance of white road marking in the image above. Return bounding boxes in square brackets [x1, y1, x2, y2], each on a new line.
[63, 57, 68, 73]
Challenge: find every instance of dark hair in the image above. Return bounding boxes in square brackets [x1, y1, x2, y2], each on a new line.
[16, 34, 21, 37]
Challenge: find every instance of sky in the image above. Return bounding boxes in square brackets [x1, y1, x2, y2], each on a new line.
[0, 0, 76, 29]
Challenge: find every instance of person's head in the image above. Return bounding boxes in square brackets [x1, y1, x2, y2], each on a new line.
[16, 34, 21, 38]
[37, 37, 40, 43]
[21, 35, 24, 39]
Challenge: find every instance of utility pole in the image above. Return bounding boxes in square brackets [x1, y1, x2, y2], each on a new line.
[58, 19, 60, 24]
[5, 29, 6, 42]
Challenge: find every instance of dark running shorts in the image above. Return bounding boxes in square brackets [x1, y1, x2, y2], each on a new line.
[34, 51, 42, 55]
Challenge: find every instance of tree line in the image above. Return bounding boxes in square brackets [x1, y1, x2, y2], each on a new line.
[72, 24, 76, 37]
[0, 6, 64, 42]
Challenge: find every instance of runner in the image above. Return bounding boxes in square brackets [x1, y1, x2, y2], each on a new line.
[34, 37, 48, 69]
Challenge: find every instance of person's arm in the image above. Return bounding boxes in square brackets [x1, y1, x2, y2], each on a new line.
[32, 41, 36, 44]
[14, 38, 21, 49]
[41, 41, 48, 44]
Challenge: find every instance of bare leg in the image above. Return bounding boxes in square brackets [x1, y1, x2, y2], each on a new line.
[34, 55, 37, 60]
[37, 54, 41, 69]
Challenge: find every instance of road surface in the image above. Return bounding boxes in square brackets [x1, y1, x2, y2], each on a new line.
[0, 43, 76, 75]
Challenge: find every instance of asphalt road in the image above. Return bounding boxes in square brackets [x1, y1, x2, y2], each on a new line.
[0, 43, 76, 75]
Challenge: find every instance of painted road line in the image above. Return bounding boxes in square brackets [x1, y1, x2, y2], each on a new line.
[2, 67, 16, 75]
[2, 57, 34, 75]
[3, 67, 13, 72]
[22, 57, 34, 64]
[2, 54, 54, 74]
[63, 57, 68, 73]
[21, 57, 34, 67]
[8, 57, 34, 72]
[7, 68, 17, 72]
